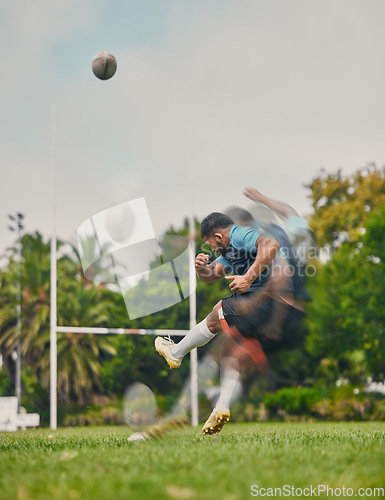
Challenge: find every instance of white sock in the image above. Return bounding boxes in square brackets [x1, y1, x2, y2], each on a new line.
[171, 318, 216, 359]
[215, 359, 242, 411]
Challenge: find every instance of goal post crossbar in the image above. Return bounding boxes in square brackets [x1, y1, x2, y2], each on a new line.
[56, 327, 188, 336]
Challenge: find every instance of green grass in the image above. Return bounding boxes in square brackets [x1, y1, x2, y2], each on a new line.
[1, 422, 384, 500]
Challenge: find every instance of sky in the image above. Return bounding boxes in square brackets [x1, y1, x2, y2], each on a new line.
[1, 0, 385, 256]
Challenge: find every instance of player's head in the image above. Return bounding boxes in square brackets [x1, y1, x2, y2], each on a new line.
[200, 212, 234, 255]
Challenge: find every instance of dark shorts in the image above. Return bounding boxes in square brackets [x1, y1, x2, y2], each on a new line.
[220, 293, 305, 350]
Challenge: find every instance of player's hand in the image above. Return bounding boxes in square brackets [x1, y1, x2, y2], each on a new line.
[244, 187, 262, 202]
[195, 253, 210, 270]
[225, 275, 252, 294]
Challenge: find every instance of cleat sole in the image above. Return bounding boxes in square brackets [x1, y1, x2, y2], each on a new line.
[202, 410, 230, 435]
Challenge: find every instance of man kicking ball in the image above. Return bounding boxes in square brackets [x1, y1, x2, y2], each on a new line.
[155, 211, 281, 434]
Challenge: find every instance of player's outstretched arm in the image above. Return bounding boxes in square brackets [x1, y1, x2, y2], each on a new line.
[244, 187, 298, 220]
[195, 253, 227, 283]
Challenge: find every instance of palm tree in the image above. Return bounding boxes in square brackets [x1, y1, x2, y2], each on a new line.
[0, 232, 116, 405]
[0, 259, 21, 372]
[34, 281, 116, 405]
[0, 233, 50, 365]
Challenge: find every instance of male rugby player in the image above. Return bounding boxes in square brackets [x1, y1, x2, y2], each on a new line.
[155, 212, 282, 433]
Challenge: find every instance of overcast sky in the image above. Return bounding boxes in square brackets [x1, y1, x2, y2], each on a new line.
[1, 0, 385, 256]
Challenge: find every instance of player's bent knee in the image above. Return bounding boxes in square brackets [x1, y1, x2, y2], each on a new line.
[206, 304, 222, 334]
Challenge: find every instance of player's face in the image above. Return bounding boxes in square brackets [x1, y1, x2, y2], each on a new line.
[204, 232, 229, 256]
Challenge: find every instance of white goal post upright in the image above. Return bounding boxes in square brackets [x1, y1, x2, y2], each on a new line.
[50, 102, 58, 430]
[49, 239, 57, 430]
[188, 166, 199, 427]
[189, 215, 199, 427]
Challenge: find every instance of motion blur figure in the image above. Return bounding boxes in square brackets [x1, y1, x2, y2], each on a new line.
[155, 188, 313, 435]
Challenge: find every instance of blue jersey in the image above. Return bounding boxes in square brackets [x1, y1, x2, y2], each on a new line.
[215, 224, 272, 293]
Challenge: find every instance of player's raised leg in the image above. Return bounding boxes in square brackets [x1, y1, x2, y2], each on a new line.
[155, 303, 222, 369]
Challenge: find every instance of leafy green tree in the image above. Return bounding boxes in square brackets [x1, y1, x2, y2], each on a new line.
[357, 205, 385, 377]
[0, 233, 117, 405]
[305, 165, 385, 384]
[0, 369, 12, 397]
[306, 205, 385, 382]
[0, 233, 50, 366]
[307, 164, 385, 248]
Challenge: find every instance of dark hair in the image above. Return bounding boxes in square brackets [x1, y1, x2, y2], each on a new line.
[200, 212, 234, 238]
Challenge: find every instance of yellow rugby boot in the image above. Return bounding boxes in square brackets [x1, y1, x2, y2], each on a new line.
[202, 408, 230, 435]
[155, 337, 182, 369]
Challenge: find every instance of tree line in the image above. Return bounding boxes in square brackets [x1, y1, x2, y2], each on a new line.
[1, 164, 385, 422]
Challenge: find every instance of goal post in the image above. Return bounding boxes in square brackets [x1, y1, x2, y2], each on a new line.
[56, 327, 189, 336]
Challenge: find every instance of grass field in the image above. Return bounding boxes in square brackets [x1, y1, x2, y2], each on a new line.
[1, 422, 384, 500]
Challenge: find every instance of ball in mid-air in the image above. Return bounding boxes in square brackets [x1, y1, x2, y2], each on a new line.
[92, 51, 117, 80]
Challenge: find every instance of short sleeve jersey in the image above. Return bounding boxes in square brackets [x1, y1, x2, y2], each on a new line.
[215, 224, 272, 294]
